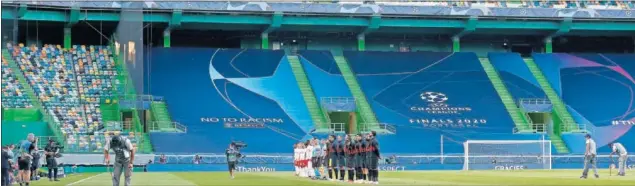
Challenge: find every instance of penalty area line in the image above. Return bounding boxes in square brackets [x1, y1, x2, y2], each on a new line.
[66, 173, 105, 186]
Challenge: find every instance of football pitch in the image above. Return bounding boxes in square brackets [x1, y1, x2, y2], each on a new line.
[34, 170, 632, 186]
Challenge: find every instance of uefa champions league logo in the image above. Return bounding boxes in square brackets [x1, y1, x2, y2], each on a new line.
[410, 91, 485, 127]
[420, 92, 448, 103]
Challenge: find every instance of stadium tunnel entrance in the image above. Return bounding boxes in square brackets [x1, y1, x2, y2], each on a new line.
[327, 111, 357, 134]
[527, 112, 552, 133]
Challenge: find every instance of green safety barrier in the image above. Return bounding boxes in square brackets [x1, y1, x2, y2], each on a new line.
[2, 108, 42, 122]
[1, 121, 52, 146]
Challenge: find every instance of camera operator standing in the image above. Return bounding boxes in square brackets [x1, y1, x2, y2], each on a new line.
[226, 143, 241, 179]
[44, 138, 60, 182]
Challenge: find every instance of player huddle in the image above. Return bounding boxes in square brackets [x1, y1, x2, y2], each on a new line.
[293, 131, 380, 184]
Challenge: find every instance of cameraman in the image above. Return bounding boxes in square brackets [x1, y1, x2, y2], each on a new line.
[44, 138, 60, 182]
[226, 143, 241, 179]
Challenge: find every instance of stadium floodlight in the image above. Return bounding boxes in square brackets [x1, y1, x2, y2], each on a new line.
[463, 140, 552, 170]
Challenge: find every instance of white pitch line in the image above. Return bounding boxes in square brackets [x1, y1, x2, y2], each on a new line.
[67, 173, 105, 186]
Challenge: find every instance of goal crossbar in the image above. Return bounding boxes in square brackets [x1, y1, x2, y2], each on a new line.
[464, 140, 551, 144]
[463, 140, 552, 170]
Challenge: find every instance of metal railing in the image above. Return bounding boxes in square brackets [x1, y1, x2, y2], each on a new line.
[518, 98, 553, 113]
[117, 94, 164, 102]
[358, 123, 396, 134]
[562, 122, 588, 133]
[519, 98, 552, 105]
[329, 123, 346, 134]
[175, 122, 188, 133]
[513, 123, 547, 134]
[149, 121, 187, 133]
[378, 123, 397, 134]
[320, 97, 356, 105]
[519, 98, 586, 133]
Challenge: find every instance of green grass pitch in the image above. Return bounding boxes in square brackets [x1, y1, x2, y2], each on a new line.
[33, 170, 632, 185]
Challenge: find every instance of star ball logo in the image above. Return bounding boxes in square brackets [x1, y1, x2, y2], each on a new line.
[420, 92, 448, 103]
[410, 91, 471, 114]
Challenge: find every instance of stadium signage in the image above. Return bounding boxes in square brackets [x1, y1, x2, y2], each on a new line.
[235, 166, 276, 172]
[201, 117, 283, 128]
[378, 166, 406, 171]
[408, 92, 487, 128]
[494, 165, 526, 170]
[612, 120, 635, 125]
[409, 118, 487, 128]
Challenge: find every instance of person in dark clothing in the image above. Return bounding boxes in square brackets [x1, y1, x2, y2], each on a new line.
[361, 134, 370, 183]
[326, 135, 337, 180]
[320, 139, 328, 179]
[336, 135, 345, 181]
[2, 145, 15, 186]
[18, 153, 32, 186]
[226, 143, 241, 179]
[345, 135, 356, 183]
[17, 137, 37, 186]
[353, 135, 363, 183]
[29, 138, 40, 181]
[44, 139, 60, 182]
[367, 131, 381, 184]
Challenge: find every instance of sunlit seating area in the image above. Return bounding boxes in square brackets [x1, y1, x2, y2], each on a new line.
[8, 43, 118, 137]
[1, 54, 32, 108]
[71, 45, 118, 134]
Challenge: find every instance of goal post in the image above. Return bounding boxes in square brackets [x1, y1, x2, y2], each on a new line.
[463, 140, 552, 170]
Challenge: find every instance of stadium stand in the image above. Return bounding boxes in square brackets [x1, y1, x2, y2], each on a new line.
[10, 44, 86, 134]
[9, 44, 118, 134]
[2, 1, 635, 178]
[298, 50, 352, 99]
[372, 0, 634, 9]
[4, 43, 144, 152]
[488, 53, 547, 101]
[297, 50, 352, 132]
[533, 53, 635, 153]
[71, 45, 117, 133]
[344, 51, 512, 131]
[1, 52, 32, 108]
[341, 51, 548, 153]
[148, 48, 312, 153]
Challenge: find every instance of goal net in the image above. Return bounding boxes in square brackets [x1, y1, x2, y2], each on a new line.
[463, 140, 552, 170]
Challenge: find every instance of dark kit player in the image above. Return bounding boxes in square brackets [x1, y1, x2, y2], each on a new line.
[336, 135, 346, 181]
[367, 131, 381, 184]
[344, 135, 356, 183]
[355, 134, 365, 183]
[361, 134, 370, 183]
[326, 135, 338, 180]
